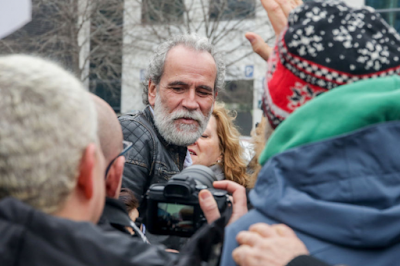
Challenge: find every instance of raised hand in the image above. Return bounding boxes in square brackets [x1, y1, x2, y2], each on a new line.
[245, 0, 303, 61]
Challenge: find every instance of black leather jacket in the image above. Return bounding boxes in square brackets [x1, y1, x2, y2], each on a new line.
[0, 197, 233, 266]
[119, 106, 187, 204]
[119, 106, 188, 250]
[0, 198, 175, 266]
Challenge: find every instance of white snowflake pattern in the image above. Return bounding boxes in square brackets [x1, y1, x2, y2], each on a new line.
[327, 14, 335, 24]
[363, 6, 376, 13]
[388, 27, 400, 41]
[302, 7, 328, 25]
[289, 2, 311, 25]
[288, 26, 324, 57]
[357, 42, 390, 71]
[336, 4, 349, 12]
[341, 12, 365, 32]
[332, 26, 353, 49]
[373, 32, 383, 39]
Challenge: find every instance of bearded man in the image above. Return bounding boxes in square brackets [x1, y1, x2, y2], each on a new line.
[119, 34, 225, 248]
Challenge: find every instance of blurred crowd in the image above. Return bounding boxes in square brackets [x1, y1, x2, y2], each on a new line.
[1, 0, 400, 266]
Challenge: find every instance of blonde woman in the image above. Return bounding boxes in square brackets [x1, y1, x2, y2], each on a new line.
[188, 103, 249, 187]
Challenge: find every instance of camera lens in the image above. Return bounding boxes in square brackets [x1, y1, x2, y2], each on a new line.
[173, 165, 216, 188]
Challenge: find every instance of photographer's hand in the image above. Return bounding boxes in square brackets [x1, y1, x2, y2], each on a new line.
[199, 180, 247, 225]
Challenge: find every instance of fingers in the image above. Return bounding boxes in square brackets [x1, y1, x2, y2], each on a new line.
[213, 180, 245, 194]
[245, 32, 273, 61]
[275, 0, 296, 18]
[236, 231, 264, 246]
[213, 180, 248, 224]
[232, 245, 259, 266]
[293, 0, 304, 9]
[199, 189, 220, 224]
[249, 223, 297, 238]
[271, 224, 298, 237]
[249, 223, 279, 238]
[261, 0, 288, 37]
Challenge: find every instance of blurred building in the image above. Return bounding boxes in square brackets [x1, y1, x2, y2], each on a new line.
[121, 0, 400, 136]
[121, 0, 271, 136]
[3, 0, 399, 135]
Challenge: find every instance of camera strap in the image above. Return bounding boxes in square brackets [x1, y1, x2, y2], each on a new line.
[129, 220, 149, 244]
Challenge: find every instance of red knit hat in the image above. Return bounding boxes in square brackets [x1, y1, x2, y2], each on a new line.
[263, 0, 400, 128]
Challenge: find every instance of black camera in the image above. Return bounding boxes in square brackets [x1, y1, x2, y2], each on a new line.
[145, 165, 230, 237]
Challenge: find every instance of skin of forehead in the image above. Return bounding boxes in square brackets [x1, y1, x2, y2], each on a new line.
[163, 45, 217, 87]
[91, 94, 123, 163]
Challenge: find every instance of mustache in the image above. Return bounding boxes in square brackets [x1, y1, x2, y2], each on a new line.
[170, 109, 204, 124]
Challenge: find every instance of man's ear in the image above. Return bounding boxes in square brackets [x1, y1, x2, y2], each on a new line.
[148, 80, 157, 107]
[214, 91, 218, 101]
[77, 143, 97, 200]
[105, 156, 125, 199]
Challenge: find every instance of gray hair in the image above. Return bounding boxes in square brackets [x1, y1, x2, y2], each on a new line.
[0, 55, 97, 214]
[142, 34, 225, 105]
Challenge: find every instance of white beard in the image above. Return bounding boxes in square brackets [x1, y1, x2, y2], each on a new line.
[153, 94, 212, 146]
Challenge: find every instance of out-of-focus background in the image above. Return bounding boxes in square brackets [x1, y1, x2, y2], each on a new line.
[1, 0, 398, 136]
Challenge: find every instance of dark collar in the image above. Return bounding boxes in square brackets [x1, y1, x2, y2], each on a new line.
[102, 197, 132, 228]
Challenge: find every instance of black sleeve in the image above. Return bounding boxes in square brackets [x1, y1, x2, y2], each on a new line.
[119, 117, 154, 204]
[287, 255, 332, 266]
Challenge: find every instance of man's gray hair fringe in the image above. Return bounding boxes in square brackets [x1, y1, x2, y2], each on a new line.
[142, 34, 225, 105]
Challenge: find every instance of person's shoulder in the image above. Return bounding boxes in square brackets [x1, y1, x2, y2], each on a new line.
[119, 108, 155, 140]
[119, 109, 148, 124]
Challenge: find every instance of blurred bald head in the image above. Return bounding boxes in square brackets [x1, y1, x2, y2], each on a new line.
[91, 94, 125, 199]
[91, 94, 122, 164]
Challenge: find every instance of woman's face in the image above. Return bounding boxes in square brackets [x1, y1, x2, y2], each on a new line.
[188, 116, 222, 166]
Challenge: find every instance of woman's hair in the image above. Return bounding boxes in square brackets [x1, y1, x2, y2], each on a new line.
[212, 103, 249, 187]
[247, 116, 274, 188]
[119, 188, 139, 213]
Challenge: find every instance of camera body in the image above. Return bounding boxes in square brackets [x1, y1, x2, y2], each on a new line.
[146, 165, 229, 237]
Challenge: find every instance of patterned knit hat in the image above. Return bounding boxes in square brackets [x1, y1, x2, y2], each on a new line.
[264, 0, 400, 128]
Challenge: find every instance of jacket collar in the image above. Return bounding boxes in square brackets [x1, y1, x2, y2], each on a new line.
[101, 197, 132, 228]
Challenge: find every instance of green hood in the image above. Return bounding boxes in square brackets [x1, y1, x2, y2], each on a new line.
[259, 76, 400, 165]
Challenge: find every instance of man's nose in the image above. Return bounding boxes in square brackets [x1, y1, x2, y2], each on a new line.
[182, 89, 199, 111]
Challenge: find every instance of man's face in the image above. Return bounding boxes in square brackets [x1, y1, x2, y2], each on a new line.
[148, 45, 217, 146]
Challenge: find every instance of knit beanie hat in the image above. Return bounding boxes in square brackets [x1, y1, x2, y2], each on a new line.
[263, 0, 400, 128]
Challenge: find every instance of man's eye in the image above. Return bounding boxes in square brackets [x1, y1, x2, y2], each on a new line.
[201, 135, 208, 138]
[198, 91, 211, 96]
[173, 87, 183, 91]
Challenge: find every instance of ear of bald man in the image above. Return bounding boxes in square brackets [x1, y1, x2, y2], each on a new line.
[105, 154, 125, 199]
